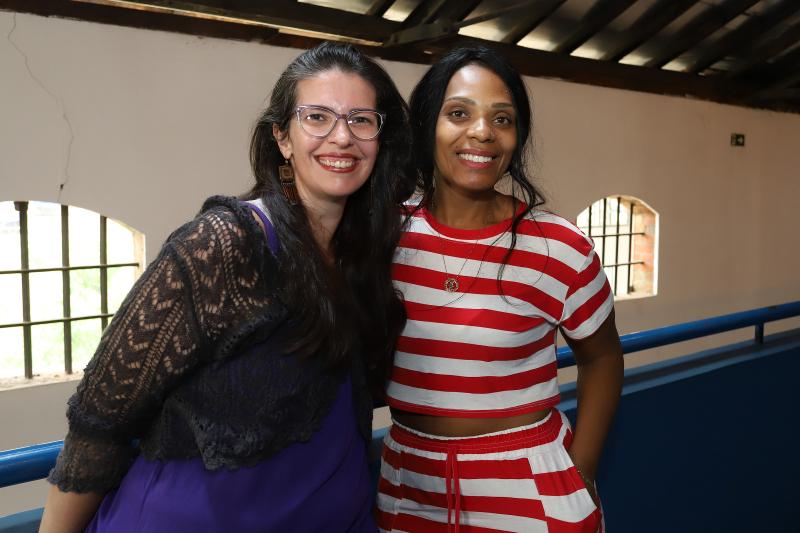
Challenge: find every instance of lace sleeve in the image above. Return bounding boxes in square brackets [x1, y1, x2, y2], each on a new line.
[47, 204, 272, 493]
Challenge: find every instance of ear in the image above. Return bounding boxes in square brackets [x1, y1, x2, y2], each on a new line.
[273, 123, 292, 160]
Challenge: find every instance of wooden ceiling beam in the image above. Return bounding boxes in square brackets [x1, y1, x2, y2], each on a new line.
[0, 0, 286, 41]
[399, 0, 450, 28]
[644, 0, 758, 69]
[72, 0, 399, 43]
[686, 1, 800, 74]
[552, 0, 637, 55]
[755, 45, 800, 86]
[728, 22, 800, 78]
[3, 0, 797, 113]
[365, 0, 395, 18]
[501, 0, 565, 45]
[599, 0, 697, 62]
[382, 0, 482, 47]
[426, 0, 483, 23]
[723, 42, 800, 105]
[392, 34, 761, 107]
[748, 71, 800, 105]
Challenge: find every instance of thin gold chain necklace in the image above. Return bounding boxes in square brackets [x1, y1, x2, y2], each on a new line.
[427, 202, 492, 293]
[433, 230, 481, 293]
[427, 193, 516, 293]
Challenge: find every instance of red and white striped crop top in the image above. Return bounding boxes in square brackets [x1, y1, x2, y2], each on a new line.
[386, 204, 614, 418]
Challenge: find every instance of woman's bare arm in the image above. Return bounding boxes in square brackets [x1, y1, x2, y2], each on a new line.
[563, 311, 624, 500]
[39, 485, 104, 533]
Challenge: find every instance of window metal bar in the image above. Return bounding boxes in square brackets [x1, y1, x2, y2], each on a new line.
[600, 198, 617, 294]
[601, 198, 607, 267]
[587, 204, 592, 237]
[0, 263, 138, 276]
[4, 203, 143, 381]
[0, 313, 116, 329]
[603, 260, 645, 268]
[590, 231, 645, 238]
[100, 216, 109, 330]
[614, 197, 621, 295]
[61, 206, 72, 374]
[627, 202, 635, 293]
[14, 201, 33, 379]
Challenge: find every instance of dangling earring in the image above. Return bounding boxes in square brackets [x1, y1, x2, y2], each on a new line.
[278, 158, 299, 204]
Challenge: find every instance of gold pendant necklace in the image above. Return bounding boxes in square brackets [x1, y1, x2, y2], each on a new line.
[428, 197, 507, 294]
[443, 276, 460, 293]
[433, 230, 480, 293]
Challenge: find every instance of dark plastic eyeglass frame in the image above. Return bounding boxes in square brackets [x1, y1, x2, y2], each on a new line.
[294, 105, 386, 141]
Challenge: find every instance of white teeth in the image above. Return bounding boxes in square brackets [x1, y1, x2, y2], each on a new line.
[459, 153, 493, 163]
[319, 158, 355, 169]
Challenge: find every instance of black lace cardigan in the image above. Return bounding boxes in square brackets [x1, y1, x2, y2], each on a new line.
[47, 196, 374, 494]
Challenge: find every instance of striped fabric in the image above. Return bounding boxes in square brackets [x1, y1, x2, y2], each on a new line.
[376, 410, 603, 532]
[387, 206, 613, 417]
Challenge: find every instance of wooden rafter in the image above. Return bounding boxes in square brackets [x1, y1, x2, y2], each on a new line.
[552, 0, 637, 55]
[686, 1, 800, 74]
[382, 0, 484, 47]
[0, 0, 288, 41]
[501, 0, 565, 45]
[749, 70, 800, 104]
[757, 44, 800, 87]
[399, 33, 761, 109]
[1, 0, 797, 113]
[365, 0, 395, 18]
[599, 0, 697, 62]
[644, 0, 759, 69]
[399, 0, 450, 28]
[73, 0, 399, 43]
[729, 22, 800, 78]
[424, 0, 483, 24]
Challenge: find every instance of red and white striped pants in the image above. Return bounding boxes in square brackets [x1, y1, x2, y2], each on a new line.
[375, 410, 603, 533]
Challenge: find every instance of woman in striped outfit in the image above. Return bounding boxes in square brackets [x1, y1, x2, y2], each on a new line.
[376, 46, 624, 532]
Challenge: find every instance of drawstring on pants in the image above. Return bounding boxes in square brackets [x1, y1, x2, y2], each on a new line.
[445, 447, 461, 533]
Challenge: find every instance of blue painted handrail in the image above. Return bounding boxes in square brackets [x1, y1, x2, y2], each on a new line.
[2, 300, 799, 490]
[0, 441, 61, 489]
[556, 301, 800, 368]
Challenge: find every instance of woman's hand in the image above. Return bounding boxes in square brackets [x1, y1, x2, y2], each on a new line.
[570, 452, 601, 508]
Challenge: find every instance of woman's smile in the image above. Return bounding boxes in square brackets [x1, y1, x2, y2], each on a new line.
[315, 153, 360, 172]
[456, 148, 498, 169]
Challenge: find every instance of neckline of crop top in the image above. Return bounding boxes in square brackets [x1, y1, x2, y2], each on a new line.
[415, 202, 527, 241]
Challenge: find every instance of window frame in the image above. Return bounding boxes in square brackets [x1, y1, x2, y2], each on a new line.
[578, 195, 658, 299]
[0, 201, 142, 378]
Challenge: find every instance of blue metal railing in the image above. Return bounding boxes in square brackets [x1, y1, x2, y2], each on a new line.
[555, 300, 800, 368]
[0, 442, 61, 490]
[2, 300, 799, 491]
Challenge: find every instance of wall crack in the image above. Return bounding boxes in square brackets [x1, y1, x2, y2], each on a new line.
[7, 13, 75, 201]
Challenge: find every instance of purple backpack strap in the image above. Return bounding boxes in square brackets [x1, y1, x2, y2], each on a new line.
[244, 202, 279, 254]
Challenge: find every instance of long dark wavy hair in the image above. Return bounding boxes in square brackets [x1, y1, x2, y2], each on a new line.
[409, 45, 546, 276]
[243, 42, 414, 391]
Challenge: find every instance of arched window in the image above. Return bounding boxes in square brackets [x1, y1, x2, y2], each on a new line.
[0, 201, 145, 383]
[576, 196, 658, 299]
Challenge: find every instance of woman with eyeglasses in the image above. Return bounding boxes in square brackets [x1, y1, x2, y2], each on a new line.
[40, 42, 414, 533]
[375, 46, 623, 532]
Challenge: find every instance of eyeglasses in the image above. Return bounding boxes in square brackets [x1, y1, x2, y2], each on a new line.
[294, 105, 385, 141]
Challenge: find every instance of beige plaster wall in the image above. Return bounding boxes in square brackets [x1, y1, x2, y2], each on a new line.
[1, 11, 799, 515]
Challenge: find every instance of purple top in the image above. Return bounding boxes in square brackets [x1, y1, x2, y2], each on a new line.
[245, 201, 279, 254]
[86, 203, 376, 532]
[86, 376, 376, 532]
